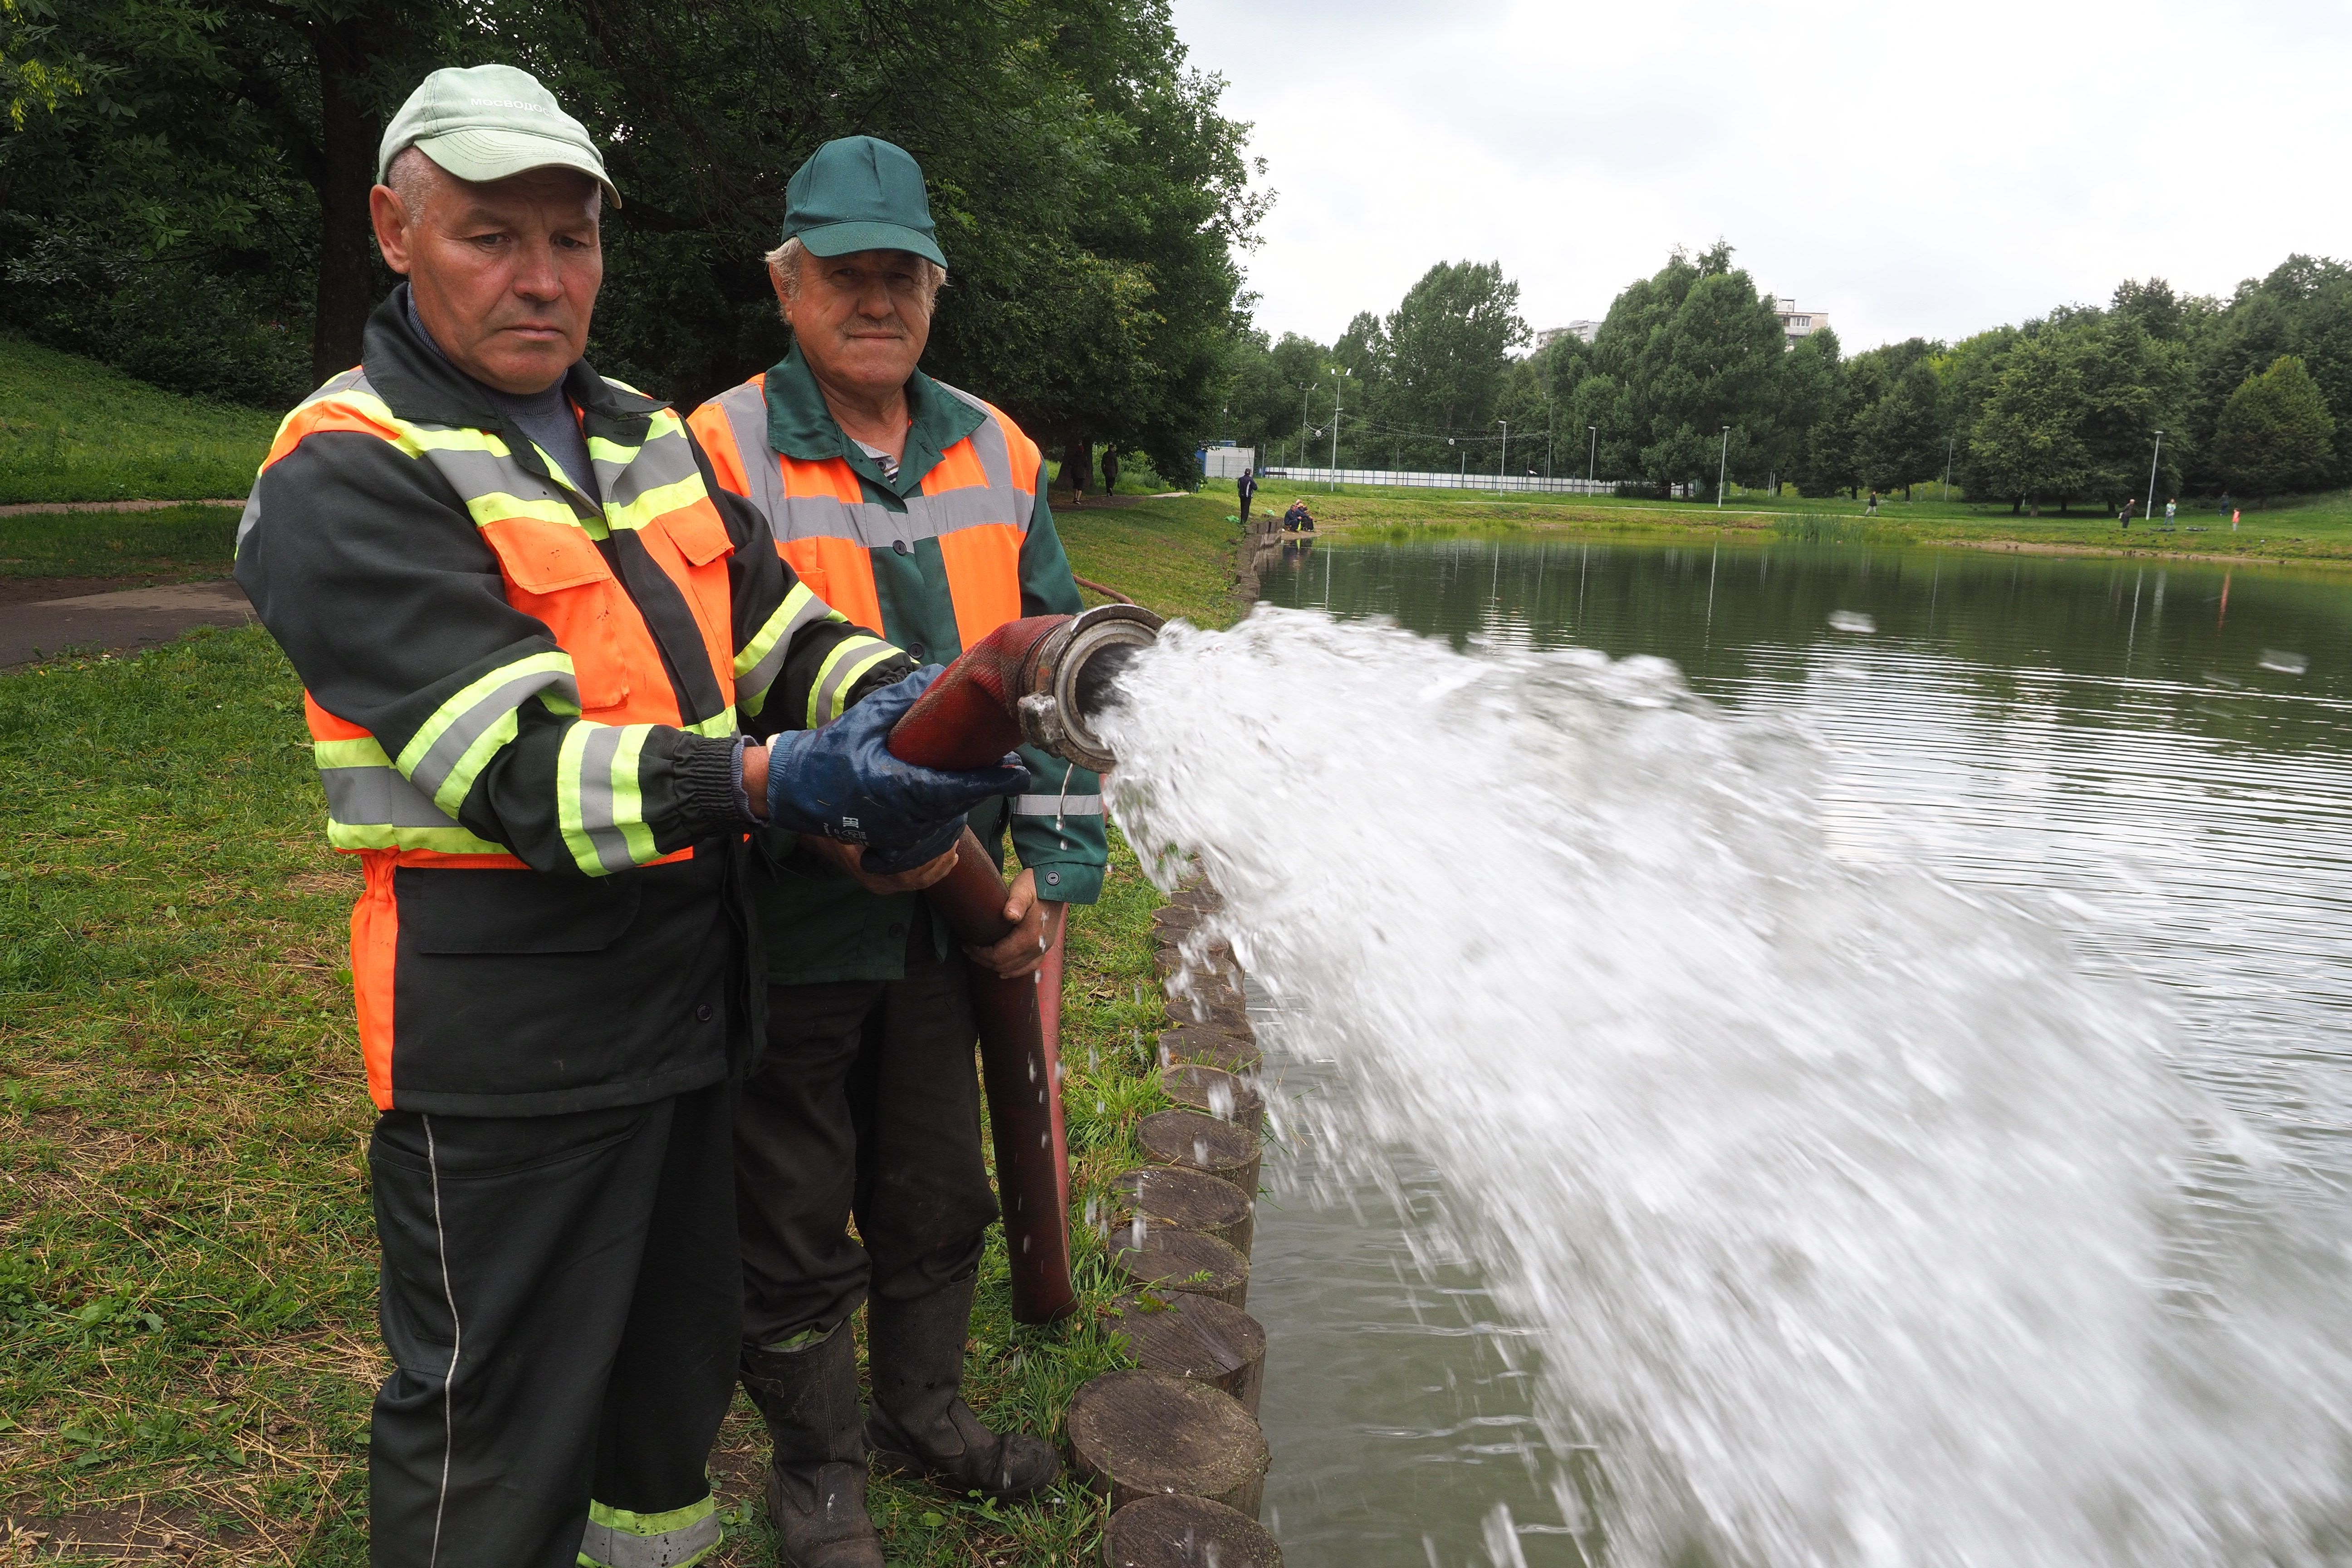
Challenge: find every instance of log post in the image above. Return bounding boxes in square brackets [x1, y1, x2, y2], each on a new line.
[1160, 1062, 1264, 1135]
[1067, 1370, 1270, 1518]
[1108, 1221, 1250, 1308]
[1157, 1026, 1262, 1076]
[1140, 1110, 1261, 1196]
[1107, 1290, 1267, 1414]
[1112, 1165, 1255, 1254]
[1103, 1494, 1284, 1568]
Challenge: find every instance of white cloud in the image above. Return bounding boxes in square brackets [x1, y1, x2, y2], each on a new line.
[1173, 0, 2352, 353]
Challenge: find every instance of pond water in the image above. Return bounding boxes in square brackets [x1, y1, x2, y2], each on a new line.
[1241, 536, 2352, 1566]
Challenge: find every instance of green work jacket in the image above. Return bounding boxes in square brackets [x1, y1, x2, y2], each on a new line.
[693, 346, 1107, 985]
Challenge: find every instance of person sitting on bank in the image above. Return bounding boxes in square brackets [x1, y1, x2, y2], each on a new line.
[1283, 499, 1312, 532]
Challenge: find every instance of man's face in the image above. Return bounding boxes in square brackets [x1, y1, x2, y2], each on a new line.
[779, 248, 933, 399]
[370, 164, 602, 395]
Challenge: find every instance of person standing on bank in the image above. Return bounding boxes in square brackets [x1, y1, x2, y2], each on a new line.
[234, 70, 1020, 1568]
[688, 136, 1104, 1562]
[1236, 466, 1257, 524]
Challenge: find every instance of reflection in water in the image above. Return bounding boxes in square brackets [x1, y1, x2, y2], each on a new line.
[1240, 540, 2352, 1564]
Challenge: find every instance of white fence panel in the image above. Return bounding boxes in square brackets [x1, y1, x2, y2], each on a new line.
[1260, 467, 1688, 499]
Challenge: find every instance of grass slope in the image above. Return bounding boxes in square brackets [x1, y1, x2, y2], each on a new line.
[0, 338, 276, 507]
[0, 505, 245, 587]
[0, 500, 1244, 1566]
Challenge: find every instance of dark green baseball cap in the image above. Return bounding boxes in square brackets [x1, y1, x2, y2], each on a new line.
[782, 137, 945, 268]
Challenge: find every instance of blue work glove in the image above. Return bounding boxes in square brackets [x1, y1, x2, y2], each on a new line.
[765, 666, 1029, 872]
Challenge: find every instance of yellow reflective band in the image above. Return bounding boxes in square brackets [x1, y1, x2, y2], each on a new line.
[326, 818, 512, 856]
[585, 435, 642, 466]
[735, 582, 848, 720]
[558, 722, 665, 877]
[313, 736, 391, 769]
[808, 636, 901, 728]
[578, 1494, 720, 1568]
[603, 474, 707, 534]
[682, 707, 738, 740]
[465, 489, 603, 536]
[395, 651, 580, 817]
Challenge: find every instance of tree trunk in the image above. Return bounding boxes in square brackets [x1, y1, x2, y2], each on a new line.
[1061, 436, 1095, 495]
[309, 17, 383, 384]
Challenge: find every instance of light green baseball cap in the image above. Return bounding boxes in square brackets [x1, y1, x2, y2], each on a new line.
[377, 64, 620, 207]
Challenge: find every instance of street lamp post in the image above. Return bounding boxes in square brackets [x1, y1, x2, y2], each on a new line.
[1329, 368, 1349, 491]
[1297, 383, 1312, 470]
[1497, 419, 1509, 490]
[1716, 424, 1731, 509]
[2145, 430, 2164, 521]
[1942, 433, 1955, 502]
[1587, 425, 1599, 486]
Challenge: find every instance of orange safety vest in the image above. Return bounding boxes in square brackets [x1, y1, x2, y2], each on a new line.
[255, 366, 747, 1105]
[688, 372, 1039, 657]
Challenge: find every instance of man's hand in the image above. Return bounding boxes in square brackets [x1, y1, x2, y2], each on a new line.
[798, 833, 957, 894]
[966, 867, 1066, 980]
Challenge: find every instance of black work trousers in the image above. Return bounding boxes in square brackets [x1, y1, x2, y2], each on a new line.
[735, 948, 999, 1348]
[367, 1081, 739, 1568]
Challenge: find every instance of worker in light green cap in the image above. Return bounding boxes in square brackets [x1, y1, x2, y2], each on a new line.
[236, 64, 1018, 1568]
[689, 134, 1095, 1567]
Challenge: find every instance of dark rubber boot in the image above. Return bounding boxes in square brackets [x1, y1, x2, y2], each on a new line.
[739, 1323, 883, 1568]
[864, 1273, 1061, 1502]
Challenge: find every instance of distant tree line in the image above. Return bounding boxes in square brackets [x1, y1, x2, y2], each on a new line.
[0, 0, 1264, 487]
[1223, 245, 2352, 510]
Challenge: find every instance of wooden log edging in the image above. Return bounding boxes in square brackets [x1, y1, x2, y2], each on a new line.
[1072, 877, 1282, 1534]
[1112, 1164, 1254, 1254]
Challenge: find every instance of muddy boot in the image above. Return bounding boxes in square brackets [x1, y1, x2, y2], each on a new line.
[864, 1273, 1061, 1502]
[738, 1322, 882, 1568]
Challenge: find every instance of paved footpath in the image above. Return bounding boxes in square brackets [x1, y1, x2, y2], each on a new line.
[0, 579, 254, 670]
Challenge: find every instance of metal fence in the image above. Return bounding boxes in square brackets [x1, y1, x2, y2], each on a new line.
[1260, 467, 1688, 499]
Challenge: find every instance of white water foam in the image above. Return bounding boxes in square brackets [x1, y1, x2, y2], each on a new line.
[1100, 607, 2352, 1568]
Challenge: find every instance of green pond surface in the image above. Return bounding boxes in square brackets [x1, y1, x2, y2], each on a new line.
[1242, 537, 2352, 1565]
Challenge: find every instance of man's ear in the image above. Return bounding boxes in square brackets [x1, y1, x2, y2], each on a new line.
[370, 185, 413, 275]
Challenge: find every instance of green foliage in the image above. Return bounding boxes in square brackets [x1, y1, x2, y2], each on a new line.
[3, 0, 1267, 480]
[0, 333, 274, 503]
[1970, 333, 2092, 510]
[1579, 242, 1786, 495]
[1855, 358, 1945, 498]
[2214, 355, 2336, 501]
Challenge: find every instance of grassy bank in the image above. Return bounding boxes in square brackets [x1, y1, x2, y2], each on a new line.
[1230, 475, 2352, 565]
[0, 506, 245, 591]
[0, 497, 1244, 1566]
[0, 338, 274, 507]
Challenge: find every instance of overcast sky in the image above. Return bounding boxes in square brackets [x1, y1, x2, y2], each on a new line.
[1166, 0, 2352, 354]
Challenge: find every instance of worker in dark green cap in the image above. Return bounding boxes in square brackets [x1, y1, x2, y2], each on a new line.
[689, 134, 1098, 1565]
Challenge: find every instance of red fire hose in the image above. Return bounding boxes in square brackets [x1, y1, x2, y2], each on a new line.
[884, 606, 1160, 1324]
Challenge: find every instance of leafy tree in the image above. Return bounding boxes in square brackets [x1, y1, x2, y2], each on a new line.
[1493, 333, 1589, 477]
[1969, 333, 2090, 514]
[1372, 260, 1525, 470]
[1583, 243, 1784, 497]
[1, 0, 1268, 484]
[1783, 327, 1857, 498]
[1854, 354, 1944, 499]
[1940, 326, 2020, 500]
[2212, 354, 2334, 503]
[1770, 325, 1842, 494]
